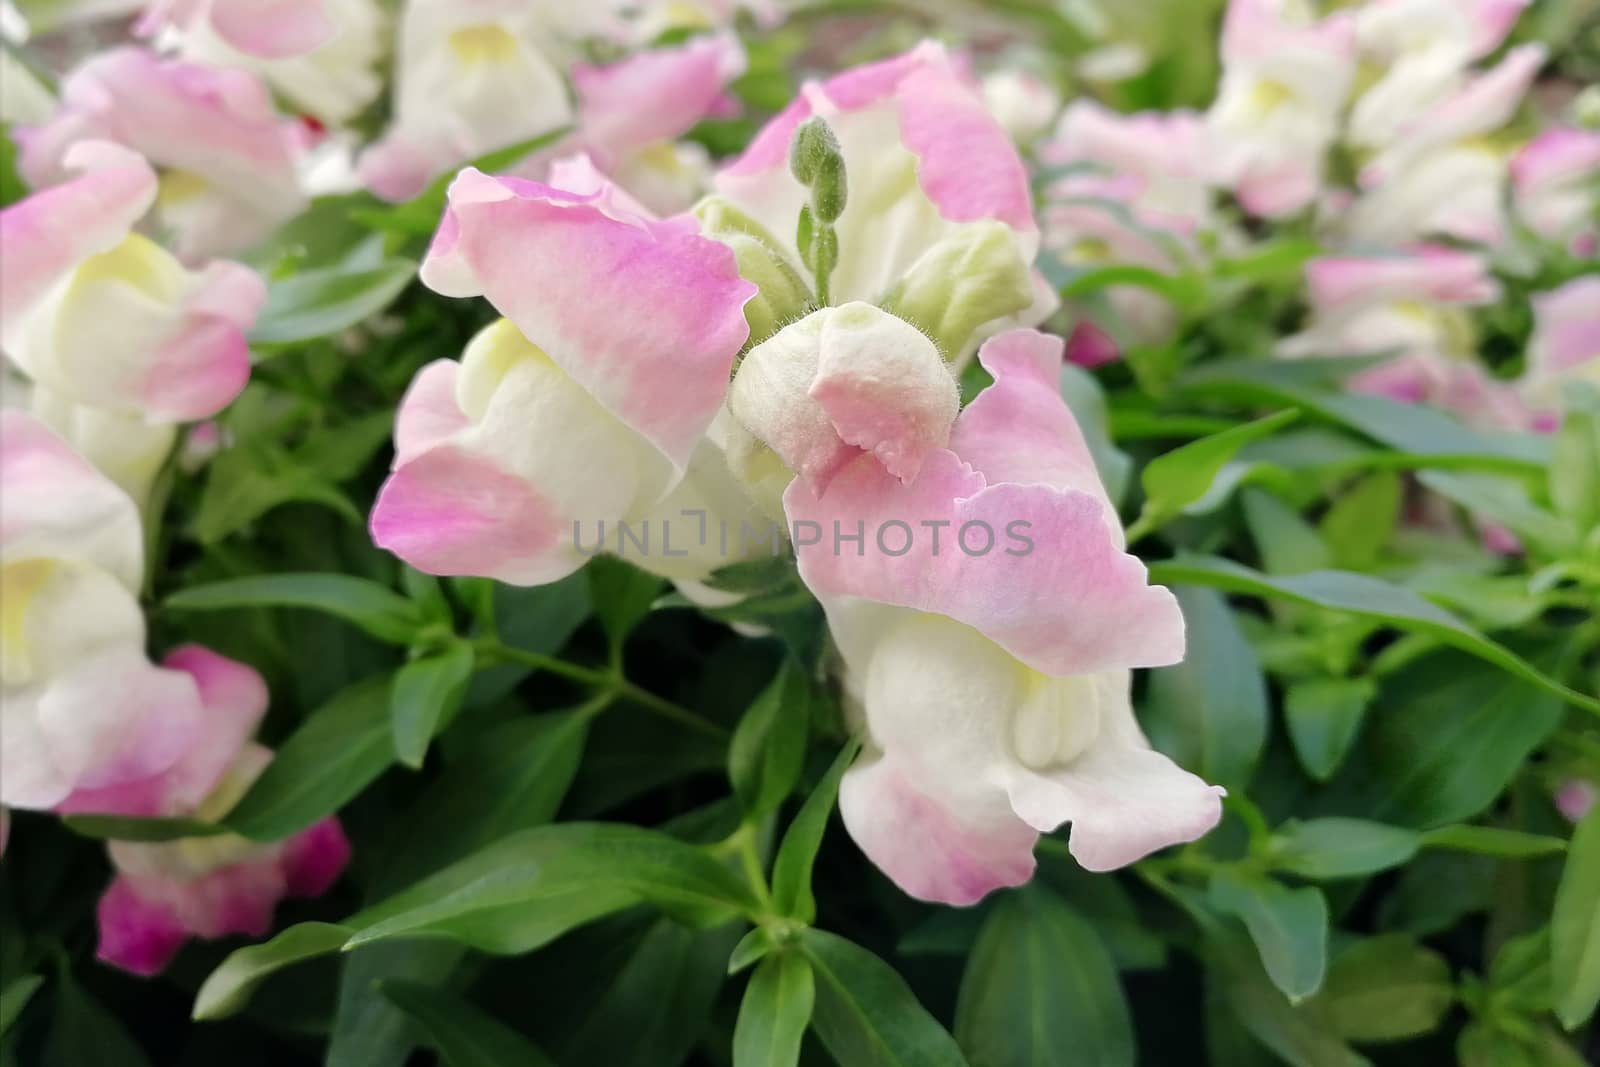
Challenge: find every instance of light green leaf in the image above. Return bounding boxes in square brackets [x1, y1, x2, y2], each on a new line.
[343, 823, 759, 954]
[955, 885, 1134, 1067]
[1417, 470, 1577, 556]
[1145, 555, 1600, 714]
[166, 574, 425, 645]
[380, 980, 555, 1067]
[193, 922, 354, 1020]
[1284, 677, 1374, 782]
[1314, 935, 1452, 1044]
[1144, 586, 1268, 792]
[729, 658, 811, 821]
[1211, 871, 1328, 1002]
[771, 739, 860, 922]
[1551, 381, 1600, 533]
[1552, 808, 1600, 1029]
[1272, 819, 1421, 880]
[224, 676, 393, 841]
[1243, 490, 1333, 575]
[0, 975, 42, 1037]
[60, 813, 227, 842]
[800, 928, 969, 1067]
[250, 257, 416, 343]
[1319, 472, 1401, 570]
[734, 951, 814, 1067]
[390, 642, 476, 768]
[1133, 409, 1300, 534]
[1420, 825, 1567, 858]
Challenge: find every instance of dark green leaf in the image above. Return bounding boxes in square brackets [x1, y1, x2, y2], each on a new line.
[1145, 555, 1600, 714]
[390, 642, 476, 768]
[589, 557, 667, 652]
[1552, 808, 1600, 1029]
[1144, 586, 1268, 791]
[1272, 819, 1421, 880]
[729, 658, 812, 821]
[0, 975, 41, 1037]
[225, 676, 393, 841]
[800, 928, 969, 1067]
[1211, 871, 1328, 1002]
[466, 574, 592, 706]
[381, 980, 555, 1067]
[1135, 410, 1300, 531]
[166, 574, 425, 644]
[1285, 677, 1374, 783]
[771, 739, 860, 922]
[45, 967, 152, 1067]
[734, 952, 815, 1067]
[194, 922, 355, 1019]
[250, 257, 416, 343]
[955, 886, 1134, 1067]
[60, 813, 227, 842]
[1207, 933, 1367, 1067]
[1313, 935, 1452, 1043]
[344, 823, 759, 953]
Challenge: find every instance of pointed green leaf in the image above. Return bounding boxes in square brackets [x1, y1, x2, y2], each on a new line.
[800, 928, 969, 1067]
[1135, 409, 1300, 531]
[735, 952, 815, 1067]
[390, 641, 476, 768]
[729, 658, 812, 821]
[193, 922, 354, 1020]
[1553, 808, 1600, 1029]
[381, 980, 555, 1067]
[771, 739, 860, 922]
[166, 574, 425, 644]
[1272, 819, 1420, 880]
[1211, 871, 1328, 1002]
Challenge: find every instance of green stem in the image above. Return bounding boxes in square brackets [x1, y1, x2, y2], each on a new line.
[474, 640, 728, 739]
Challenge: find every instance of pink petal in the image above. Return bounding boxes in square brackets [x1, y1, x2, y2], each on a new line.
[573, 33, 745, 164]
[1305, 246, 1501, 311]
[419, 168, 755, 467]
[393, 360, 471, 463]
[839, 753, 1038, 906]
[786, 450, 1184, 676]
[96, 876, 190, 977]
[280, 817, 350, 897]
[207, 0, 338, 58]
[0, 141, 155, 326]
[370, 443, 566, 586]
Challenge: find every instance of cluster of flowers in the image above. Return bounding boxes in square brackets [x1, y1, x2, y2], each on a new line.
[368, 43, 1226, 905]
[1031, 0, 1598, 430]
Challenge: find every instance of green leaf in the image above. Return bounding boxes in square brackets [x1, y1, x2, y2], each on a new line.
[800, 928, 969, 1067]
[1145, 555, 1600, 714]
[194, 922, 355, 1019]
[1551, 381, 1600, 533]
[1134, 409, 1300, 533]
[1552, 808, 1600, 1029]
[955, 885, 1134, 1067]
[344, 822, 759, 953]
[1211, 871, 1328, 1002]
[59, 813, 227, 842]
[771, 739, 860, 922]
[1207, 933, 1368, 1067]
[373, 710, 590, 895]
[328, 942, 465, 1067]
[1337, 650, 1565, 827]
[1284, 677, 1374, 782]
[1419, 825, 1567, 858]
[225, 676, 393, 841]
[45, 967, 152, 1067]
[0, 975, 42, 1037]
[390, 642, 476, 768]
[1272, 819, 1421, 880]
[1143, 586, 1268, 791]
[466, 573, 592, 706]
[1319, 472, 1401, 570]
[1313, 935, 1453, 1043]
[589, 557, 667, 652]
[380, 980, 555, 1067]
[729, 658, 812, 821]
[1243, 490, 1333, 575]
[1060, 363, 1131, 506]
[250, 257, 416, 343]
[166, 574, 425, 645]
[1178, 361, 1548, 473]
[734, 951, 815, 1067]
[1417, 470, 1577, 556]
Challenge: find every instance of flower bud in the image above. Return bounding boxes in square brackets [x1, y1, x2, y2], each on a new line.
[695, 196, 814, 345]
[880, 220, 1035, 360]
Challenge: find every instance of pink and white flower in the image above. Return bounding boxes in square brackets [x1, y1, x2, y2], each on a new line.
[0, 413, 195, 811]
[370, 159, 765, 585]
[1521, 277, 1600, 421]
[358, 0, 741, 208]
[0, 141, 263, 503]
[168, 0, 387, 127]
[1279, 247, 1506, 409]
[785, 331, 1221, 904]
[981, 69, 1061, 144]
[1512, 128, 1600, 257]
[1346, 45, 1547, 246]
[1206, 0, 1356, 217]
[139, 0, 340, 59]
[15, 47, 307, 260]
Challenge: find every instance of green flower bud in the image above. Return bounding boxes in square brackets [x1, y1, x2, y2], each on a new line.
[695, 196, 813, 346]
[880, 220, 1035, 360]
[789, 117, 841, 186]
